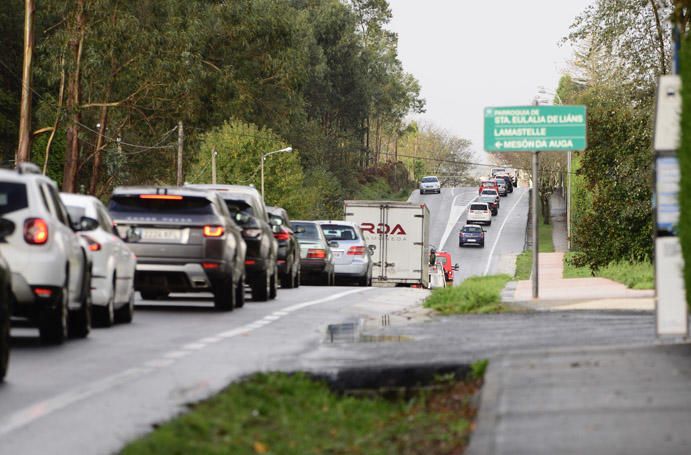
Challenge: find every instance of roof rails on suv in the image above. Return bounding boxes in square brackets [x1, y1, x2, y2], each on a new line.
[16, 162, 41, 175]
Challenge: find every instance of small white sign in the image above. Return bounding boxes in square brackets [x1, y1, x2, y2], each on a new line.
[656, 237, 688, 337]
[654, 75, 681, 152]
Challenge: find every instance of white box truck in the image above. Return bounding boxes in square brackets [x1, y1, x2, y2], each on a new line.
[344, 200, 430, 287]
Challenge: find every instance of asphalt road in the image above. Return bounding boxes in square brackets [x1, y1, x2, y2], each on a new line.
[409, 186, 529, 282]
[0, 186, 531, 454]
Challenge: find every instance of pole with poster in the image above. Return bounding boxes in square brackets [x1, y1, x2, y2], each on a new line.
[653, 74, 688, 338]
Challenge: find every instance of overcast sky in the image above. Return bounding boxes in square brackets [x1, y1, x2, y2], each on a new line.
[388, 0, 595, 159]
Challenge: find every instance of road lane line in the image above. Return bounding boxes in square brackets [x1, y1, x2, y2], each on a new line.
[0, 287, 375, 438]
[483, 190, 528, 276]
[438, 190, 476, 249]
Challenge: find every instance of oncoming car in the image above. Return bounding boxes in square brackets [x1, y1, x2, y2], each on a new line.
[419, 176, 441, 195]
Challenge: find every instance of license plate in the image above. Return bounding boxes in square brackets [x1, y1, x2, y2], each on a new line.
[467, 239, 477, 243]
[333, 250, 344, 258]
[140, 229, 182, 241]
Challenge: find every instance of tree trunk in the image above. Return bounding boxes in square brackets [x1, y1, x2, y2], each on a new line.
[43, 52, 66, 175]
[88, 105, 108, 194]
[649, 0, 668, 74]
[541, 193, 551, 225]
[63, 0, 85, 192]
[16, 0, 35, 164]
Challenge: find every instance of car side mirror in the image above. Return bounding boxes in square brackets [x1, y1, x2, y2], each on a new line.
[294, 226, 305, 234]
[234, 212, 251, 225]
[269, 217, 283, 227]
[75, 216, 99, 232]
[368, 244, 376, 254]
[328, 240, 339, 248]
[271, 224, 282, 234]
[124, 226, 141, 243]
[0, 218, 15, 242]
[453, 264, 460, 271]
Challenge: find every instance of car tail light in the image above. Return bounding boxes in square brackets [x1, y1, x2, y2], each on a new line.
[347, 246, 366, 256]
[24, 218, 49, 245]
[82, 235, 101, 252]
[307, 248, 327, 259]
[243, 228, 262, 239]
[202, 262, 220, 270]
[139, 194, 183, 200]
[245, 259, 256, 265]
[274, 229, 290, 241]
[33, 287, 53, 298]
[203, 225, 224, 238]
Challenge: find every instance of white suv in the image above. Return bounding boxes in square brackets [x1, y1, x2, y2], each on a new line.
[419, 176, 441, 194]
[61, 193, 137, 327]
[467, 202, 492, 226]
[0, 164, 91, 343]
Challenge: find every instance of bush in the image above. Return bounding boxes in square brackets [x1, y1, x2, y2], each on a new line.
[424, 275, 512, 314]
[563, 253, 653, 289]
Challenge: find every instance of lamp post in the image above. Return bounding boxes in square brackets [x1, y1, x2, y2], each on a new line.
[260, 146, 292, 201]
[538, 87, 571, 251]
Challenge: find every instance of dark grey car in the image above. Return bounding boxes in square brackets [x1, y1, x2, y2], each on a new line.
[108, 187, 246, 311]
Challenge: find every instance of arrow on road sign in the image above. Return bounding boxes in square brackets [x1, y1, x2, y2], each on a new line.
[495, 141, 503, 148]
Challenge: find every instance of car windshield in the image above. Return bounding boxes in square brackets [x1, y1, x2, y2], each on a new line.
[223, 199, 254, 217]
[321, 224, 358, 241]
[0, 182, 28, 215]
[435, 256, 448, 265]
[464, 226, 483, 233]
[470, 204, 487, 211]
[421, 177, 438, 183]
[481, 190, 497, 196]
[293, 222, 320, 241]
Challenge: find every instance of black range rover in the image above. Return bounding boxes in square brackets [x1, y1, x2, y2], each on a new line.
[108, 187, 246, 311]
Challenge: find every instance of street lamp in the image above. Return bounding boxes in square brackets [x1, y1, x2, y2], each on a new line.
[537, 86, 571, 250]
[260, 146, 292, 201]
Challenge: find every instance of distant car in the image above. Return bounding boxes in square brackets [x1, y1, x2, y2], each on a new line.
[317, 221, 372, 286]
[0, 164, 92, 344]
[108, 187, 247, 311]
[479, 179, 499, 195]
[292, 221, 335, 285]
[495, 179, 508, 197]
[61, 193, 137, 327]
[419, 176, 441, 195]
[480, 189, 500, 208]
[187, 185, 278, 302]
[467, 202, 492, 226]
[0, 221, 13, 381]
[267, 206, 301, 289]
[459, 224, 486, 247]
[477, 195, 498, 216]
[434, 251, 458, 282]
[496, 174, 514, 193]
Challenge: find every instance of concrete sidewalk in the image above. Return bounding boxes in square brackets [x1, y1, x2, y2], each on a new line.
[511, 252, 654, 311]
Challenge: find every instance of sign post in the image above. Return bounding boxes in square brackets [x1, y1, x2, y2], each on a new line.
[653, 75, 687, 338]
[484, 105, 587, 299]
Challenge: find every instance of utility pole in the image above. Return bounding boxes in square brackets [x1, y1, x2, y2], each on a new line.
[211, 147, 217, 184]
[16, 0, 35, 164]
[567, 150, 572, 250]
[176, 121, 183, 185]
[532, 151, 540, 299]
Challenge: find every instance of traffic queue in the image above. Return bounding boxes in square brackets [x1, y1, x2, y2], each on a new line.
[0, 163, 373, 382]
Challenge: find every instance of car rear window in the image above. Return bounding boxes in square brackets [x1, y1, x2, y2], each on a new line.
[65, 205, 86, 222]
[223, 199, 254, 217]
[436, 256, 448, 265]
[464, 225, 483, 233]
[108, 195, 214, 215]
[481, 190, 497, 195]
[0, 182, 28, 215]
[321, 224, 358, 241]
[470, 204, 488, 211]
[293, 222, 320, 241]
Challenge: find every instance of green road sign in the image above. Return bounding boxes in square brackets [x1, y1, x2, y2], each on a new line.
[484, 105, 587, 152]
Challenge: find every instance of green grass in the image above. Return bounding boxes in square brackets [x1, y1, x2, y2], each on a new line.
[424, 274, 512, 314]
[122, 372, 480, 455]
[563, 252, 654, 289]
[513, 193, 554, 280]
[514, 250, 532, 280]
[355, 177, 411, 201]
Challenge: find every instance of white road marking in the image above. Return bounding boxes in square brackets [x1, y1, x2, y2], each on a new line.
[438, 191, 476, 250]
[483, 190, 528, 276]
[0, 287, 374, 437]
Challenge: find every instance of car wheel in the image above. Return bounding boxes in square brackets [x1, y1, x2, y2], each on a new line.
[94, 280, 115, 328]
[251, 270, 270, 302]
[234, 275, 245, 309]
[69, 264, 91, 339]
[281, 262, 296, 289]
[115, 291, 135, 324]
[213, 275, 235, 311]
[294, 267, 301, 288]
[269, 267, 278, 300]
[39, 268, 69, 345]
[480, 241, 485, 248]
[358, 273, 369, 287]
[0, 285, 10, 381]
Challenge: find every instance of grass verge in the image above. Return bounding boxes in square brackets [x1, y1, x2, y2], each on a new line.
[424, 274, 512, 314]
[563, 253, 654, 289]
[513, 192, 555, 280]
[122, 371, 482, 455]
[514, 250, 532, 280]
